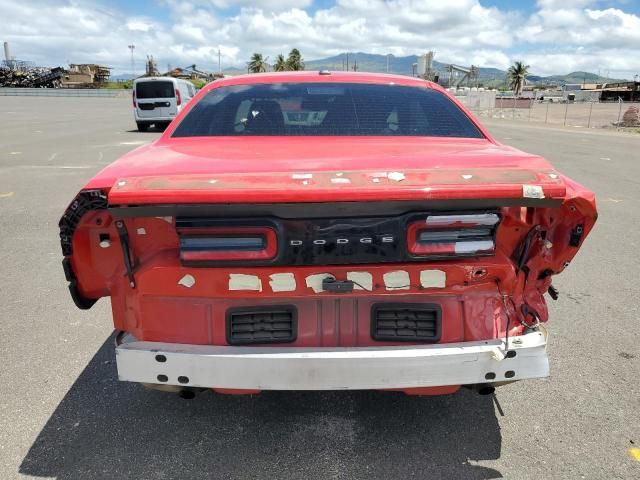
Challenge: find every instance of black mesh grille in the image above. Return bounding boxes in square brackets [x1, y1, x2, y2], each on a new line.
[371, 304, 441, 342]
[226, 306, 296, 345]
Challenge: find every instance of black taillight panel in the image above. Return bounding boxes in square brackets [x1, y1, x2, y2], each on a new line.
[175, 210, 500, 267]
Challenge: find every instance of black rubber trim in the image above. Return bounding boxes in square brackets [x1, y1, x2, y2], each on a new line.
[62, 257, 97, 310]
[371, 303, 442, 343]
[109, 197, 562, 219]
[59, 189, 107, 310]
[225, 305, 297, 345]
[59, 189, 108, 256]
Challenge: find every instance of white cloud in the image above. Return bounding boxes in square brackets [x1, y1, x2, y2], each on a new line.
[0, 0, 638, 78]
[210, 0, 313, 9]
[127, 20, 154, 32]
[516, 3, 640, 75]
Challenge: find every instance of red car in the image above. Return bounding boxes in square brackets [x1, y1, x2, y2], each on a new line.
[59, 71, 596, 397]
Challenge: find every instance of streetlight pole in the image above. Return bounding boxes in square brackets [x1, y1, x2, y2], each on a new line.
[128, 44, 135, 78]
[218, 48, 221, 74]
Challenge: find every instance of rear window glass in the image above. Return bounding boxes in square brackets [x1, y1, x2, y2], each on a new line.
[136, 81, 175, 99]
[172, 82, 483, 138]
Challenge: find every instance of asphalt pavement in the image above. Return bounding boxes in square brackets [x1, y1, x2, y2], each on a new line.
[0, 96, 638, 479]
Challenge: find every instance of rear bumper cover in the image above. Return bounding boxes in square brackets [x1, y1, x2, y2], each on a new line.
[115, 330, 549, 390]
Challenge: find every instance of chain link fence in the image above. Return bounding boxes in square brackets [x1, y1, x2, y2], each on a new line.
[461, 94, 640, 130]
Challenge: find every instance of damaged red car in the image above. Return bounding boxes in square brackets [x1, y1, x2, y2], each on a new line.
[59, 72, 596, 397]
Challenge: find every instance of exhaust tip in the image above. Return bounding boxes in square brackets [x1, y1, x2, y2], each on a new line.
[476, 384, 496, 396]
[178, 389, 196, 400]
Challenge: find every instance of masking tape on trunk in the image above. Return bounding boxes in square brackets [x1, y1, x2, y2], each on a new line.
[229, 274, 262, 292]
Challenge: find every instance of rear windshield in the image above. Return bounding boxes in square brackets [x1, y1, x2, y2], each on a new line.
[136, 81, 175, 99]
[172, 82, 483, 138]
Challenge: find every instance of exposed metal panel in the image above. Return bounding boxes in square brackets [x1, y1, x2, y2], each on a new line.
[116, 331, 549, 390]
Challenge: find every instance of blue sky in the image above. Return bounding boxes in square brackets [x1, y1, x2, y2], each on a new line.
[1, 0, 639, 77]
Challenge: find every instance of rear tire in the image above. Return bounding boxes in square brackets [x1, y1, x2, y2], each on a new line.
[136, 122, 149, 132]
[158, 122, 171, 132]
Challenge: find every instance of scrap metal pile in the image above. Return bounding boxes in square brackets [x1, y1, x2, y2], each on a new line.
[0, 65, 64, 87]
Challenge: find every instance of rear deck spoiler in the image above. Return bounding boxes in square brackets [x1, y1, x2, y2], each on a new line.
[107, 168, 566, 214]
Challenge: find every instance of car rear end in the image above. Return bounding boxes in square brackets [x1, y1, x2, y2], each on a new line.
[133, 77, 183, 131]
[61, 73, 596, 396]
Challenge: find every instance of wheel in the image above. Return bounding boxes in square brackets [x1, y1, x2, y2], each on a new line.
[157, 122, 171, 131]
[136, 122, 149, 132]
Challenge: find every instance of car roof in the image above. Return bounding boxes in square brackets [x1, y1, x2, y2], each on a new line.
[202, 71, 442, 93]
[134, 76, 183, 84]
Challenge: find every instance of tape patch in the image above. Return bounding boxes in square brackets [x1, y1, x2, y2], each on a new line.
[347, 272, 373, 291]
[178, 274, 196, 288]
[305, 273, 335, 293]
[523, 184, 544, 199]
[269, 273, 297, 292]
[387, 171, 405, 182]
[229, 274, 262, 292]
[383, 270, 410, 290]
[420, 270, 446, 288]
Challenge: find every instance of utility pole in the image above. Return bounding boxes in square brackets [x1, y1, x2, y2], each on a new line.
[218, 48, 221, 74]
[128, 44, 135, 78]
[386, 54, 390, 73]
[346, 53, 349, 72]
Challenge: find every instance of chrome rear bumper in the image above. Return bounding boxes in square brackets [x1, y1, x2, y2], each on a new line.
[115, 331, 549, 390]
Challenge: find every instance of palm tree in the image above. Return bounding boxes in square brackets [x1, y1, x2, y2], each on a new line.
[286, 48, 304, 71]
[248, 53, 268, 73]
[274, 54, 287, 72]
[508, 61, 530, 96]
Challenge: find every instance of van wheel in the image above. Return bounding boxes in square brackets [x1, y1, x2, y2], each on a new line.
[136, 122, 149, 132]
[157, 122, 170, 131]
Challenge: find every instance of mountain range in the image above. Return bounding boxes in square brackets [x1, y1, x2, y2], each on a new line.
[114, 52, 627, 86]
[223, 52, 626, 86]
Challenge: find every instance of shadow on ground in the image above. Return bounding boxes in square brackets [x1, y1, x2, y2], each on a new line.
[20, 334, 503, 479]
[125, 126, 166, 133]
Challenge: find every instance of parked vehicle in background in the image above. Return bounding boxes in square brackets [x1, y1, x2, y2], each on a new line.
[133, 77, 196, 131]
[60, 71, 596, 398]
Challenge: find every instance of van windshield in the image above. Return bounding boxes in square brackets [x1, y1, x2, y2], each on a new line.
[136, 81, 175, 99]
[172, 82, 483, 138]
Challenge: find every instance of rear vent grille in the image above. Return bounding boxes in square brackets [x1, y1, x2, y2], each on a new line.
[371, 304, 441, 342]
[226, 306, 297, 345]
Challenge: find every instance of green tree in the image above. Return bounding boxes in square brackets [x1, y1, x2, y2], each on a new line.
[508, 61, 530, 96]
[286, 48, 304, 71]
[248, 53, 268, 73]
[274, 54, 288, 72]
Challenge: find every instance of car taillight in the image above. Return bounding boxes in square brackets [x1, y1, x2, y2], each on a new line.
[179, 227, 277, 264]
[407, 213, 499, 257]
[132, 90, 136, 108]
[175, 89, 181, 106]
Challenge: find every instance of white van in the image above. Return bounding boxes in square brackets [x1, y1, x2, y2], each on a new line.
[133, 77, 197, 131]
